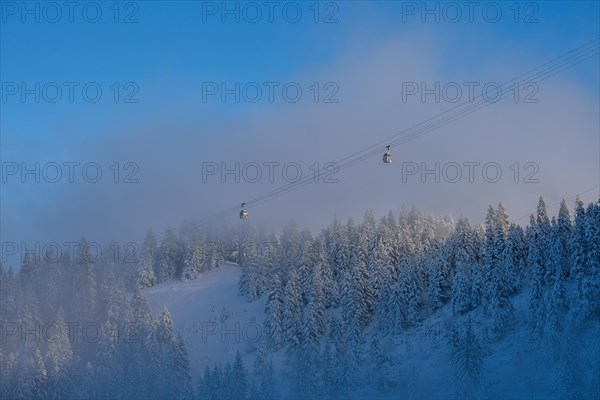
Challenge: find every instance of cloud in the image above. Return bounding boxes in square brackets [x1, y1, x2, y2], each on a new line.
[2, 24, 598, 266]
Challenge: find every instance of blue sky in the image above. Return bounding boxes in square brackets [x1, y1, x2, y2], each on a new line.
[3, 1, 598, 130]
[1, 1, 599, 265]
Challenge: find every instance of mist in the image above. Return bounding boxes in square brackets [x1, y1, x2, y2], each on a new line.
[3, 29, 599, 268]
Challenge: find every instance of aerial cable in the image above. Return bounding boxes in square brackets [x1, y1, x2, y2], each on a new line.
[142, 39, 599, 245]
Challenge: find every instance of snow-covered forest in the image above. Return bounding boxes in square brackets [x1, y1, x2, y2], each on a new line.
[1, 197, 599, 399]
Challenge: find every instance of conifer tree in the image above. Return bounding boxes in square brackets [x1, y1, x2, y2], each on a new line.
[264, 274, 285, 349]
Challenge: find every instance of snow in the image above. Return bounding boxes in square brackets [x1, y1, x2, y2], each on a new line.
[144, 263, 266, 382]
[142, 261, 600, 399]
[354, 285, 600, 399]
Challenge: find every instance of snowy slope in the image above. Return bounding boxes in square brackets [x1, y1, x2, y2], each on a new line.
[144, 263, 266, 383]
[144, 263, 600, 399]
[354, 288, 600, 400]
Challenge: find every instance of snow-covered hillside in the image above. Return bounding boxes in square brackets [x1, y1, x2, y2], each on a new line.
[144, 263, 266, 382]
[145, 262, 600, 399]
[350, 288, 600, 399]
[2, 199, 598, 399]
